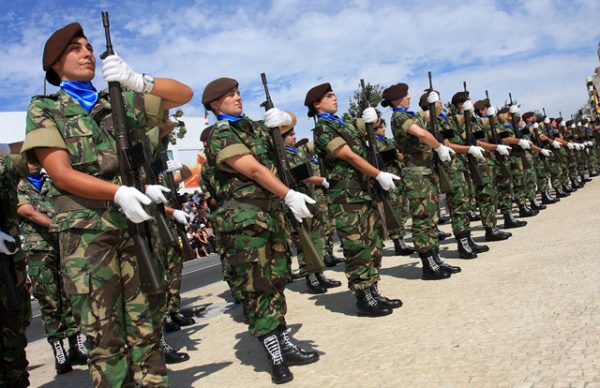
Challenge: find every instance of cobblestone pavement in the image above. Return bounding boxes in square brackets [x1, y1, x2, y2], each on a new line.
[28, 178, 600, 387]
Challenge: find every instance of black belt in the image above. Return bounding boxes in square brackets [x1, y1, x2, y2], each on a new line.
[221, 198, 280, 212]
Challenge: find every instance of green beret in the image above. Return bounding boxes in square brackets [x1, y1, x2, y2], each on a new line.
[43, 22, 86, 86]
[202, 77, 239, 111]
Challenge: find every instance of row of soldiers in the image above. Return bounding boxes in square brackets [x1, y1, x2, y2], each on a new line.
[1, 19, 599, 388]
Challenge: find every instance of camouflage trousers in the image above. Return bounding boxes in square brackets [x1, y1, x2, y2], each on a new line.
[386, 182, 410, 240]
[566, 149, 579, 180]
[446, 160, 471, 236]
[294, 190, 326, 277]
[534, 155, 551, 194]
[27, 248, 78, 343]
[0, 250, 31, 388]
[216, 209, 289, 337]
[314, 188, 335, 254]
[475, 158, 498, 229]
[330, 200, 382, 291]
[59, 227, 168, 387]
[493, 158, 514, 214]
[524, 151, 538, 201]
[509, 154, 527, 206]
[405, 167, 440, 254]
[163, 246, 183, 315]
[549, 154, 564, 189]
[559, 148, 572, 186]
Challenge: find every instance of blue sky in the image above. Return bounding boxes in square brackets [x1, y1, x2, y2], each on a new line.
[1, 0, 599, 142]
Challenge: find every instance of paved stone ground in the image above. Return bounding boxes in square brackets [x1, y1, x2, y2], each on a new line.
[28, 178, 600, 387]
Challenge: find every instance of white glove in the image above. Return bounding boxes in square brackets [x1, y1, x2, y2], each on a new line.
[509, 105, 520, 114]
[560, 122, 566, 127]
[113, 186, 152, 223]
[102, 54, 145, 93]
[284, 189, 316, 222]
[468, 145, 485, 159]
[264, 108, 292, 128]
[145, 184, 170, 204]
[166, 160, 183, 172]
[551, 141, 561, 149]
[0, 231, 18, 255]
[540, 149, 551, 157]
[533, 123, 539, 129]
[375, 171, 400, 191]
[567, 143, 574, 150]
[321, 178, 330, 189]
[517, 139, 531, 149]
[463, 100, 474, 112]
[172, 209, 193, 225]
[486, 106, 497, 116]
[574, 143, 582, 150]
[577, 122, 582, 127]
[434, 144, 455, 162]
[544, 117, 550, 124]
[571, 124, 576, 129]
[427, 91, 439, 104]
[361, 107, 378, 124]
[588, 141, 594, 146]
[496, 144, 511, 156]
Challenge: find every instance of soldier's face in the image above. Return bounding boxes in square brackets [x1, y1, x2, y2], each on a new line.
[52, 36, 96, 82]
[394, 94, 410, 109]
[375, 122, 385, 136]
[315, 92, 337, 114]
[283, 130, 296, 146]
[211, 87, 243, 116]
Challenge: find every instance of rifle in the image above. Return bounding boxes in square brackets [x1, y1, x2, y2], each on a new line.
[101, 12, 163, 294]
[260, 73, 323, 274]
[485, 90, 512, 178]
[358, 79, 402, 231]
[0, 204, 20, 311]
[508, 92, 531, 168]
[462, 82, 484, 188]
[530, 123, 552, 175]
[427, 72, 453, 193]
[159, 151, 195, 260]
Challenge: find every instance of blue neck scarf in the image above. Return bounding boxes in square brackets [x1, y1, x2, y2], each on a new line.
[217, 114, 242, 122]
[310, 155, 318, 164]
[60, 81, 99, 113]
[285, 146, 298, 154]
[317, 113, 345, 127]
[27, 173, 45, 191]
[393, 107, 415, 116]
[439, 112, 448, 120]
[375, 135, 387, 143]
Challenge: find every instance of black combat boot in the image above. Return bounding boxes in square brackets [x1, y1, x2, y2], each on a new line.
[371, 283, 403, 308]
[437, 228, 451, 241]
[277, 327, 320, 366]
[485, 227, 511, 241]
[419, 250, 451, 280]
[392, 238, 415, 256]
[67, 333, 88, 365]
[456, 231, 477, 259]
[555, 187, 569, 197]
[305, 273, 327, 294]
[51, 340, 73, 375]
[160, 334, 190, 364]
[315, 272, 342, 288]
[468, 210, 481, 222]
[466, 231, 489, 253]
[355, 287, 393, 317]
[431, 250, 461, 274]
[170, 312, 195, 327]
[541, 191, 558, 204]
[259, 332, 293, 384]
[163, 314, 181, 333]
[529, 199, 546, 211]
[503, 213, 527, 228]
[518, 204, 537, 217]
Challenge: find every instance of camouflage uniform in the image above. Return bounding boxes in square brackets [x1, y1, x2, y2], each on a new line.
[519, 126, 539, 201]
[390, 109, 439, 253]
[498, 122, 528, 207]
[21, 90, 168, 387]
[17, 176, 79, 343]
[205, 117, 290, 336]
[0, 154, 31, 388]
[313, 115, 383, 290]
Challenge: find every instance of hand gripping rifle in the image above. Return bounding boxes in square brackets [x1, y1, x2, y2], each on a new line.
[508, 92, 531, 169]
[427, 72, 454, 193]
[543, 108, 563, 164]
[529, 109, 552, 175]
[359, 79, 402, 231]
[462, 82, 484, 188]
[0, 205, 21, 311]
[260, 73, 323, 273]
[485, 90, 512, 178]
[101, 12, 162, 294]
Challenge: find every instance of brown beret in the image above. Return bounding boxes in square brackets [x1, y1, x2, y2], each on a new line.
[381, 83, 408, 107]
[304, 83, 332, 107]
[451, 92, 469, 106]
[474, 99, 489, 112]
[43, 22, 86, 86]
[202, 77, 239, 111]
[497, 106, 510, 115]
[279, 111, 297, 135]
[565, 120, 573, 127]
[200, 127, 213, 143]
[522, 111, 535, 120]
[418, 90, 439, 111]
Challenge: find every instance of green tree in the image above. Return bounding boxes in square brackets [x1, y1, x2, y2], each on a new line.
[168, 109, 188, 145]
[342, 81, 384, 121]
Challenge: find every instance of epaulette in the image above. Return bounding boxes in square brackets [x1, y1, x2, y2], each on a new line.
[216, 120, 230, 130]
[30, 92, 60, 102]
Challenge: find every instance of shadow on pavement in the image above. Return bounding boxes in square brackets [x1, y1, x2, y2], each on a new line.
[169, 361, 233, 386]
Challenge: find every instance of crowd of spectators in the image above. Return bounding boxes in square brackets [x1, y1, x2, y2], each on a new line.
[181, 191, 216, 258]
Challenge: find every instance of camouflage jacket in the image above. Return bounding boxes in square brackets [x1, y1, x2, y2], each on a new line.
[441, 113, 467, 169]
[16, 176, 57, 251]
[284, 145, 315, 196]
[0, 154, 26, 262]
[374, 135, 402, 176]
[21, 89, 163, 232]
[390, 108, 434, 172]
[313, 115, 372, 203]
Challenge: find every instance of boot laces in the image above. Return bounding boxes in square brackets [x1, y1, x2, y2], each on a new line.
[76, 334, 87, 353]
[460, 238, 473, 253]
[53, 341, 67, 364]
[364, 288, 378, 307]
[426, 255, 440, 271]
[263, 335, 284, 365]
[279, 330, 298, 351]
[308, 273, 320, 287]
[160, 335, 175, 353]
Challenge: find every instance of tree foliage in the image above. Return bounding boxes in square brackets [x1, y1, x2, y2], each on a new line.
[167, 109, 188, 145]
[342, 81, 384, 121]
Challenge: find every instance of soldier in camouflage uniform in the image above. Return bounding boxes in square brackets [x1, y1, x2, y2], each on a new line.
[535, 117, 564, 202]
[0, 147, 31, 388]
[280, 113, 342, 294]
[307, 82, 403, 317]
[372, 119, 415, 256]
[520, 112, 554, 209]
[20, 22, 193, 387]
[16, 165, 87, 374]
[202, 77, 319, 384]
[381, 83, 459, 279]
